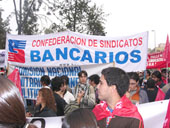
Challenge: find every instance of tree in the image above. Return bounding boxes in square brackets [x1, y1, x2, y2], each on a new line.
[22, 0, 39, 35]
[44, 23, 66, 34]
[86, 4, 106, 36]
[0, 9, 11, 49]
[46, 0, 107, 36]
[13, 0, 60, 35]
[13, 0, 39, 35]
[11, 0, 107, 35]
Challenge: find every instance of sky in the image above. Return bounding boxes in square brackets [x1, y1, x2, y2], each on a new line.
[92, 0, 170, 49]
[1, 0, 170, 49]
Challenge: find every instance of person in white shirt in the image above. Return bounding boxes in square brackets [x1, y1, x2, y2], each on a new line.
[61, 75, 75, 104]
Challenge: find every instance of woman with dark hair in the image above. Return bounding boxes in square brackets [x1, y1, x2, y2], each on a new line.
[62, 108, 98, 128]
[0, 76, 37, 128]
[152, 70, 165, 88]
[61, 75, 75, 104]
[34, 88, 57, 117]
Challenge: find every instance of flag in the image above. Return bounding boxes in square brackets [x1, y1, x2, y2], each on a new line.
[163, 35, 170, 64]
[163, 99, 170, 128]
[155, 87, 165, 101]
[8, 68, 22, 95]
[147, 35, 170, 69]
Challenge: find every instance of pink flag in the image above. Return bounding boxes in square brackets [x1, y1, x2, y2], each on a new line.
[147, 35, 170, 69]
[155, 87, 165, 101]
[163, 35, 170, 63]
[147, 51, 166, 69]
[8, 68, 22, 95]
[163, 99, 170, 128]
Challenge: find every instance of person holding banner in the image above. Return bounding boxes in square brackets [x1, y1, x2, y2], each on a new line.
[92, 67, 143, 128]
[0, 76, 38, 128]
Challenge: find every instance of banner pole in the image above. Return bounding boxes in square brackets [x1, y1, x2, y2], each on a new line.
[113, 61, 115, 67]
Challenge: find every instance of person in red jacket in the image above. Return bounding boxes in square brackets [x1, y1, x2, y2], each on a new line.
[92, 67, 144, 128]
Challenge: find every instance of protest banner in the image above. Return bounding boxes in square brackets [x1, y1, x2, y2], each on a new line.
[147, 35, 170, 69]
[8, 63, 113, 99]
[6, 31, 148, 72]
[6, 31, 148, 99]
[147, 51, 166, 69]
[27, 100, 169, 128]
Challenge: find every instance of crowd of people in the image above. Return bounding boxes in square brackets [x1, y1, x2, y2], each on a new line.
[0, 66, 170, 128]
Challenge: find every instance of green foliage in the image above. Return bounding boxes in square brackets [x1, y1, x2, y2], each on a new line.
[13, 0, 60, 35]
[44, 23, 66, 34]
[86, 4, 106, 36]
[22, 0, 39, 35]
[0, 10, 11, 49]
[11, 0, 107, 36]
[45, 0, 107, 36]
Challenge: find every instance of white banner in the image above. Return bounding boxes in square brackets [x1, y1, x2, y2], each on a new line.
[9, 63, 113, 99]
[137, 100, 169, 128]
[6, 31, 148, 72]
[0, 50, 6, 68]
[27, 100, 169, 128]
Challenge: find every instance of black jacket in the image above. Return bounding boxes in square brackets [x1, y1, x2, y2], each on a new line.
[34, 105, 56, 117]
[53, 93, 67, 116]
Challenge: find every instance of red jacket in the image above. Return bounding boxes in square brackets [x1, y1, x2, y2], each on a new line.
[93, 95, 144, 128]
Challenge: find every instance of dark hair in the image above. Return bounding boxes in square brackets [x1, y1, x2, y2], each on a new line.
[127, 72, 139, 82]
[78, 70, 88, 77]
[89, 74, 100, 85]
[0, 76, 37, 128]
[40, 75, 50, 86]
[152, 70, 162, 80]
[62, 108, 97, 128]
[146, 70, 151, 76]
[51, 76, 64, 91]
[101, 67, 129, 97]
[39, 88, 56, 112]
[61, 75, 69, 85]
[161, 69, 167, 74]
[146, 78, 156, 88]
